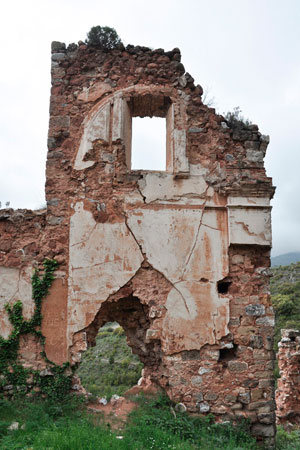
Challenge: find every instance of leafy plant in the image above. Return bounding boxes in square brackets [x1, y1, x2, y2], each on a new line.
[0, 259, 73, 400]
[86, 26, 123, 50]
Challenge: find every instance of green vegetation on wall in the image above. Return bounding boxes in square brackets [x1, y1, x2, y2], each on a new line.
[0, 259, 72, 400]
[86, 26, 123, 50]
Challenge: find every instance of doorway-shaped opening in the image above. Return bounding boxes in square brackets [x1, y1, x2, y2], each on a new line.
[76, 322, 143, 400]
[75, 294, 161, 400]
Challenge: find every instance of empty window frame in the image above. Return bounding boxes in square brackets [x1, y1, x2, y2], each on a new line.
[131, 117, 166, 171]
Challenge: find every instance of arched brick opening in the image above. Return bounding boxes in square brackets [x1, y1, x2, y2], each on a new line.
[84, 293, 162, 371]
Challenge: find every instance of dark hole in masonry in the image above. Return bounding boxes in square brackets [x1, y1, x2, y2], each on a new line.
[219, 344, 238, 362]
[217, 278, 232, 294]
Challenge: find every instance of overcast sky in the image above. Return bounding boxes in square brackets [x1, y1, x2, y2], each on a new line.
[0, 0, 299, 257]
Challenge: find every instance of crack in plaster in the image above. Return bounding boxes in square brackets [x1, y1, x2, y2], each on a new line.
[212, 312, 218, 343]
[136, 182, 146, 203]
[70, 222, 97, 247]
[202, 223, 221, 232]
[123, 211, 190, 316]
[235, 221, 260, 237]
[180, 186, 210, 281]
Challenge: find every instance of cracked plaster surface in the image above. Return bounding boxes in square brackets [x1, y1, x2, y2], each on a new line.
[126, 204, 230, 353]
[67, 201, 144, 344]
[138, 172, 213, 204]
[163, 281, 229, 353]
[228, 207, 272, 245]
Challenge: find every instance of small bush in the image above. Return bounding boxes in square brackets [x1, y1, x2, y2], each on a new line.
[113, 326, 125, 336]
[86, 26, 122, 50]
[224, 106, 252, 128]
[276, 425, 300, 449]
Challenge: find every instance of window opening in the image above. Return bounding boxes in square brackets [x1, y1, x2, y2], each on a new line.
[131, 117, 166, 171]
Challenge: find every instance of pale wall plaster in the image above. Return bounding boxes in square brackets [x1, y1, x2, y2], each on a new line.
[74, 102, 110, 170]
[68, 201, 144, 345]
[126, 206, 230, 353]
[126, 207, 229, 283]
[0, 266, 33, 339]
[162, 281, 229, 353]
[138, 172, 210, 204]
[228, 206, 272, 246]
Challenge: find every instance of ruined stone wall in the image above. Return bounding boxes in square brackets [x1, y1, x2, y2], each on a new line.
[0, 40, 275, 445]
[276, 329, 300, 426]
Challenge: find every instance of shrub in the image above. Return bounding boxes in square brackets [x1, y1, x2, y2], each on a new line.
[113, 326, 125, 336]
[86, 26, 122, 50]
[224, 106, 252, 128]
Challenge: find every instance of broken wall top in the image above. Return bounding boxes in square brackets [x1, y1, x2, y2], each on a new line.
[47, 41, 274, 203]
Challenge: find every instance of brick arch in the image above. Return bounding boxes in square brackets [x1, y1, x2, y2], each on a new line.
[70, 264, 173, 386]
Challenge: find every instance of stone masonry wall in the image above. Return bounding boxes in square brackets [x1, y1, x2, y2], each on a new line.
[0, 40, 275, 445]
[276, 329, 300, 427]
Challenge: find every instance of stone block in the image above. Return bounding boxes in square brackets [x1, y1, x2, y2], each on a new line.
[191, 376, 202, 385]
[251, 423, 275, 437]
[228, 361, 248, 372]
[245, 304, 265, 316]
[197, 402, 210, 413]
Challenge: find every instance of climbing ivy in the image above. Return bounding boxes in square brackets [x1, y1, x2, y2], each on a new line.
[0, 259, 73, 400]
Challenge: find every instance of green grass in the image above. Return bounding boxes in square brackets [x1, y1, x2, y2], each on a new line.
[76, 323, 143, 399]
[0, 394, 261, 449]
[3, 392, 300, 449]
[276, 426, 300, 449]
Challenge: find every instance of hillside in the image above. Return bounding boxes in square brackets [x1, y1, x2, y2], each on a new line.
[271, 252, 300, 267]
[76, 323, 143, 399]
[270, 262, 300, 348]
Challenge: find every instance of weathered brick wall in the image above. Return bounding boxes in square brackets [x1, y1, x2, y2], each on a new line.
[0, 41, 275, 445]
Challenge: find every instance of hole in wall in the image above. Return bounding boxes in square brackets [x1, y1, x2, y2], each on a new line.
[75, 294, 162, 400]
[131, 117, 166, 171]
[219, 344, 238, 362]
[76, 321, 143, 400]
[217, 278, 232, 294]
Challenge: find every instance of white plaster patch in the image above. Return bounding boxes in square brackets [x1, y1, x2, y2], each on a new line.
[0, 266, 33, 339]
[162, 281, 229, 354]
[112, 94, 124, 142]
[227, 196, 270, 207]
[173, 129, 189, 175]
[185, 209, 229, 282]
[77, 81, 112, 103]
[138, 172, 208, 204]
[68, 202, 143, 344]
[228, 207, 272, 246]
[74, 102, 110, 170]
[127, 207, 228, 283]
